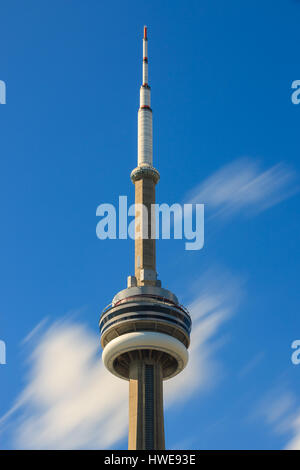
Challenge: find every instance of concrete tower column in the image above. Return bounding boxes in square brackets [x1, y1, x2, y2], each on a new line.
[128, 357, 165, 450]
[133, 174, 157, 286]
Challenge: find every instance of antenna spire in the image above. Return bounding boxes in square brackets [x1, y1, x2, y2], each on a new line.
[137, 26, 152, 167]
[143, 25, 148, 85]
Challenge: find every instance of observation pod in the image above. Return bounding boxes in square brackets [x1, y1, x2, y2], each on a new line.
[100, 285, 191, 381]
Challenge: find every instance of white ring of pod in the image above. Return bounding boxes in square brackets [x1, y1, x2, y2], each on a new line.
[102, 331, 189, 381]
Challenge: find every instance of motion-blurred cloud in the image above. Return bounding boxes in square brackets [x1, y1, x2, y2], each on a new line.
[0, 270, 242, 449]
[185, 158, 298, 219]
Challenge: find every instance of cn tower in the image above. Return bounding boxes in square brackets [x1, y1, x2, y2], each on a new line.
[100, 27, 191, 450]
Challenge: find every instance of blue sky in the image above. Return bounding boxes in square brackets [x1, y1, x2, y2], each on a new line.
[0, 0, 300, 449]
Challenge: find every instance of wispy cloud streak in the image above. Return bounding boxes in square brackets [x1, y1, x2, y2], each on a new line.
[185, 158, 298, 219]
[255, 386, 300, 450]
[1, 321, 128, 449]
[165, 270, 242, 404]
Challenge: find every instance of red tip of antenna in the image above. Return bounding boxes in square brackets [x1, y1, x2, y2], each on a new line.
[144, 26, 147, 39]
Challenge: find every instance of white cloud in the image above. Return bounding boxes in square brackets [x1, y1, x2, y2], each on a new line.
[165, 269, 243, 404]
[0, 271, 242, 449]
[258, 390, 295, 427]
[285, 413, 300, 450]
[255, 387, 300, 450]
[185, 158, 298, 219]
[1, 321, 128, 449]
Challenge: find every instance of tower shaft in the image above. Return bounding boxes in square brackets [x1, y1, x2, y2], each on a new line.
[134, 176, 156, 286]
[128, 355, 165, 450]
